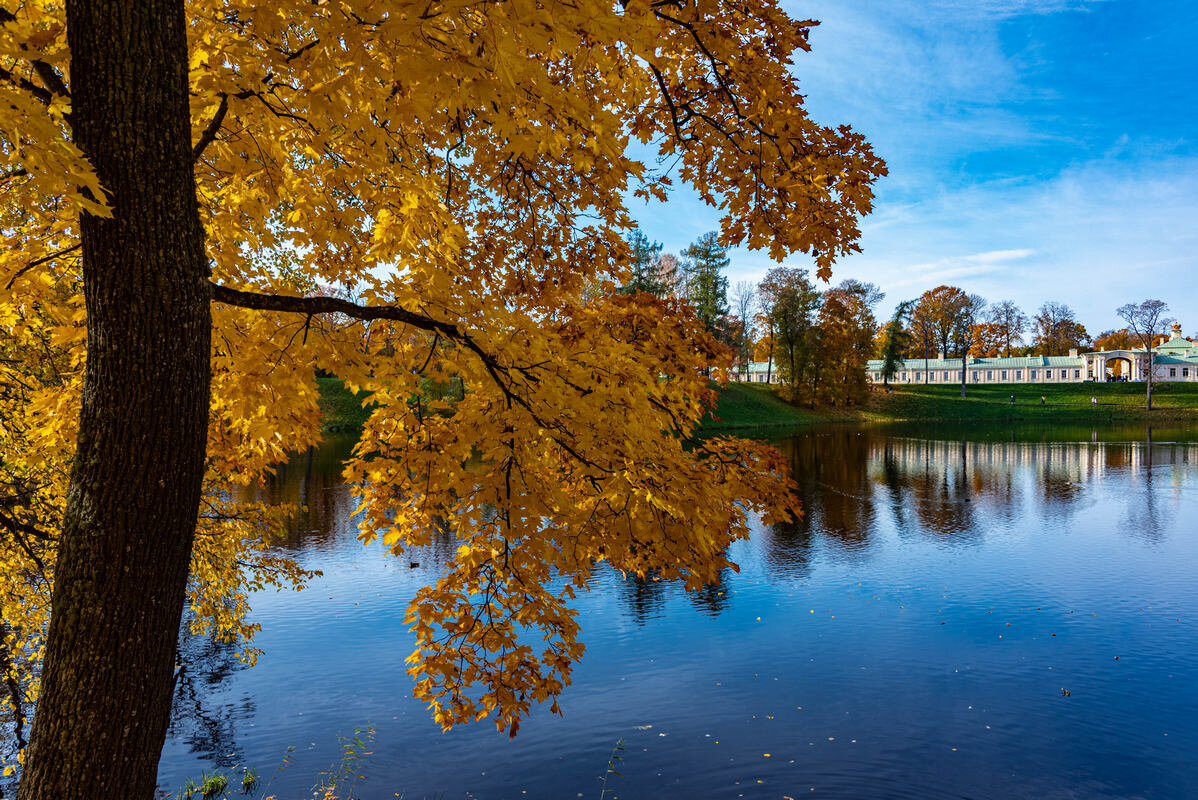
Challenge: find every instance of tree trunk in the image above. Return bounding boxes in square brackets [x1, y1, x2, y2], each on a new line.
[18, 0, 210, 797]
[960, 353, 967, 398]
[1145, 351, 1153, 410]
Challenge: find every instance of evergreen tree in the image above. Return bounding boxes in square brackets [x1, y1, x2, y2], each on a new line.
[683, 232, 730, 333]
[878, 301, 914, 388]
[619, 230, 669, 296]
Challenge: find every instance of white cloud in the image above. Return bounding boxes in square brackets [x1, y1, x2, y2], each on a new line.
[633, 0, 1196, 335]
[829, 154, 1198, 328]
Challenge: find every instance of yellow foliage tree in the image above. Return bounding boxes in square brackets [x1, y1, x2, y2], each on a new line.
[0, 0, 884, 795]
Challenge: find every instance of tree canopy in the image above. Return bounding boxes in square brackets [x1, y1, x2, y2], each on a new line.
[0, 0, 884, 792]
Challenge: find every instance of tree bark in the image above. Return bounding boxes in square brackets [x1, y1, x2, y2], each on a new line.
[18, 0, 210, 797]
[1146, 352, 1154, 410]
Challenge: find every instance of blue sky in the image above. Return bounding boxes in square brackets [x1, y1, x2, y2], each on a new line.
[631, 0, 1198, 336]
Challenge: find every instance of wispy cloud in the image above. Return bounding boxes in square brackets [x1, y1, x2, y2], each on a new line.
[928, 0, 1108, 19]
[635, 0, 1197, 332]
[888, 249, 1037, 289]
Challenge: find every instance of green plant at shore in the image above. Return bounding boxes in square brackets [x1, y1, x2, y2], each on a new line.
[598, 737, 626, 800]
[240, 767, 258, 795]
[176, 776, 198, 800]
[311, 728, 376, 800]
[200, 772, 229, 799]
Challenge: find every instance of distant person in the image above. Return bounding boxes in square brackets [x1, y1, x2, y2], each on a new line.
[1091, 396, 1098, 405]
[1010, 394, 1015, 404]
[1040, 395, 1046, 405]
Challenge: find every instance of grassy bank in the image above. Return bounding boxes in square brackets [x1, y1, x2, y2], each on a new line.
[321, 376, 1198, 435]
[702, 381, 1198, 432]
[863, 382, 1198, 423]
[316, 376, 374, 432]
[700, 383, 837, 431]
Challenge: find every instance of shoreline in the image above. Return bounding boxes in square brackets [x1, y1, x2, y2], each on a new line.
[699, 382, 1198, 433]
[316, 377, 1198, 437]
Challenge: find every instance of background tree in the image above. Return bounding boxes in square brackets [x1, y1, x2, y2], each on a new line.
[836, 278, 885, 311]
[1116, 300, 1173, 409]
[759, 267, 820, 403]
[1093, 328, 1136, 351]
[816, 283, 880, 406]
[911, 286, 970, 360]
[951, 294, 987, 397]
[877, 301, 914, 388]
[0, 0, 884, 795]
[655, 253, 683, 299]
[683, 232, 731, 335]
[731, 281, 758, 373]
[618, 230, 669, 296]
[968, 321, 1004, 357]
[1032, 301, 1090, 354]
[987, 300, 1027, 356]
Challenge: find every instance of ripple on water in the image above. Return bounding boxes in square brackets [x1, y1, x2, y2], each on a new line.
[158, 428, 1198, 799]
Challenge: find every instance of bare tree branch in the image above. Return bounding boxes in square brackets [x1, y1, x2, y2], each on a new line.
[192, 92, 230, 162]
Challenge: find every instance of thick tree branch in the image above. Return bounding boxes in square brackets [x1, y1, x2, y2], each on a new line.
[209, 282, 614, 473]
[192, 92, 230, 161]
[0, 8, 71, 106]
[210, 281, 461, 337]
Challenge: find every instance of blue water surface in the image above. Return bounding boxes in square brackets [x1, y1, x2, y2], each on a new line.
[157, 425, 1198, 800]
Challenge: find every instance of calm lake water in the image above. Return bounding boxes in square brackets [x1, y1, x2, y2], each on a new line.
[158, 425, 1198, 800]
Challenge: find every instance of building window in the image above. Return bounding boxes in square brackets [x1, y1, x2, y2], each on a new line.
[1170, 368, 1177, 377]
[943, 370, 950, 380]
[986, 370, 993, 380]
[901, 372, 907, 381]
[1016, 370, 1022, 380]
[1073, 370, 1080, 379]
[972, 371, 979, 382]
[1185, 368, 1191, 377]
[1061, 370, 1068, 379]
[1001, 370, 1008, 380]
[1030, 369, 1037, 379]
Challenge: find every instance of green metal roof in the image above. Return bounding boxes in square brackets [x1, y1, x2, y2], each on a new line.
[864, 355, 1085, 371]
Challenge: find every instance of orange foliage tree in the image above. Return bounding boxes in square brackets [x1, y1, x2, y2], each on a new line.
[0, 0, 885, 794]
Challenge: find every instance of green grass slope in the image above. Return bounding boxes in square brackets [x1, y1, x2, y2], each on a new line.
[316, 376, 374, 432]
[700, 383, 823, 431]
[864, 382, 1198, 423]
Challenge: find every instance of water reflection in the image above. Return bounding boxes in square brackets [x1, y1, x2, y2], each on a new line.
[242, 426, 1198, 573]
[158, 423, 1198, 800]
[167, 619, 253, 770]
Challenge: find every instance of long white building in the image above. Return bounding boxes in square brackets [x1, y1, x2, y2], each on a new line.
[865, 322, 1198, 385]
[729, 323, 1198, 386]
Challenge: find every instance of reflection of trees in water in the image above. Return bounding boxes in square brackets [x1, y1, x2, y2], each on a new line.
[871, 438, 979, 543]
[258, 438, 357, 551]
[687, 569, 734, 617]
[763, 515, 814, 579]
[1123, 431, 1168, 543]
[245, 437, 461, 569]
[773, 430, 877, 559]
[901, 439, 975, 539]
[167, 617, 254, 769]
[615, 567, 735, 621]
[617, 572, 668, 624]
[865, 437, 1117, 542]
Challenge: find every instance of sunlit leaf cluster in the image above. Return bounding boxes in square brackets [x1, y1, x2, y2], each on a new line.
[1, 0, 883, 745]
